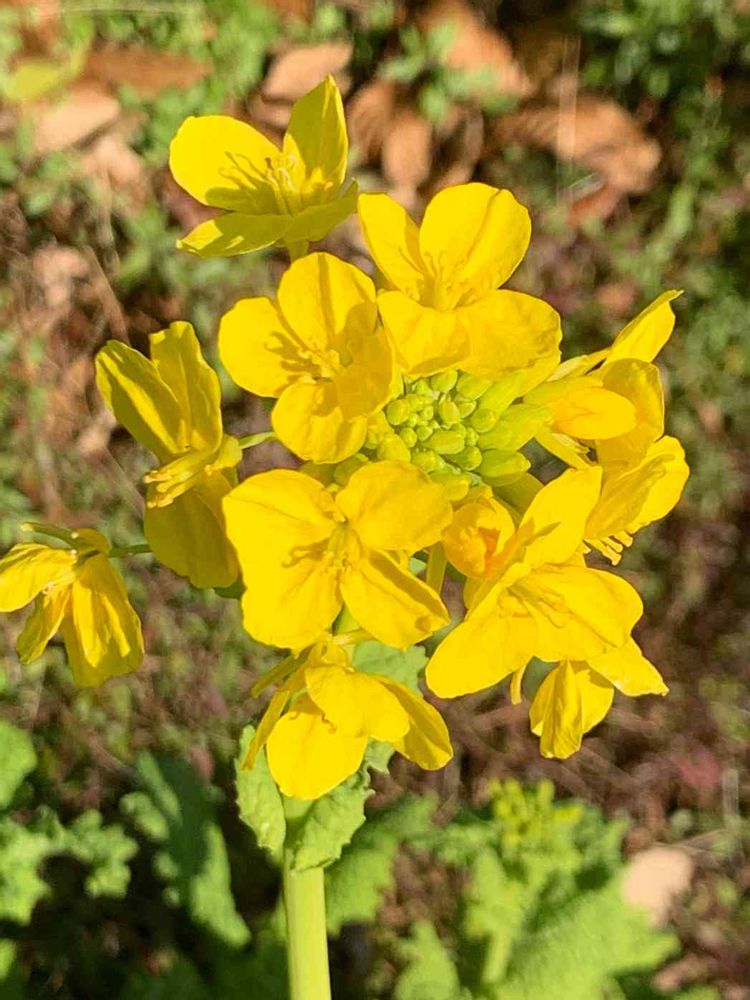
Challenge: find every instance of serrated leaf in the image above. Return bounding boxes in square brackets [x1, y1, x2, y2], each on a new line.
[0, 819, 55, 924]
[0, 720, 36, 810]
[395, 922, 467, 1000]
[353, 641, 426, 691]
[235, 725, 285, 862]
[122, 753, 249, 947]
[64, 811, 138, 898]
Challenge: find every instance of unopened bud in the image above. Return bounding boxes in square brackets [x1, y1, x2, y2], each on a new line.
[457, 374, 492, 399]
[470, 407, 499, 434]
[429, 428, 466, 455]
[431, 469, 471, 500]
[386, 398, 411, 425]
[454, 445, 483, 471]
[455, 397, 477, 419]
[482, 378, 521, 414]
[412, 449, 441, 473]
[377, 433, 411, 462]
[333, 454, 369, 486]
[464, 428, 479, 447]
[416, 424, 433, 443]
[437, 399, 461, 426]
[479, 449, 530, 484]
[364, 412, 389, 450]
[421, 403, 435, 422]
[430, 370, 458, 393]
[412, 378, 432, 397]
[399, 426, 418, 448]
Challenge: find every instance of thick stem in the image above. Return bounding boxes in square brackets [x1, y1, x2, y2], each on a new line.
[282, 853, 332, 1000]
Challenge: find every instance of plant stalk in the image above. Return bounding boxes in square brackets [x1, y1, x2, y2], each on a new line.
[282, 852, 332, 1000]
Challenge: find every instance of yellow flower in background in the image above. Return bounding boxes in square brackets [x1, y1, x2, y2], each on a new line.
[96, 322, 240, 589]
[242, 640, 452, 800]
[358, 183, 561, 379]
[527, 639, 668, 759]
[223, 460, 451, 650]
[219, 252, 394, 463]
[426, 468, 643, 698]
[169, 76, 357, 258]
[0, 527, 143, 687]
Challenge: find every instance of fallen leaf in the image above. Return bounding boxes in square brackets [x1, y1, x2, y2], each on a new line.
[255, 0, 312, 20]
[491, 93, 660, 194]
[416, 0, 533, 100]
[31, 243, 88, 311]
[30, 81, 120, 156]
[567, 181, 625, 227]
[381, 103, 433, 208]
[261, 41, 352, 103]
[347, 78, 398, 163]
[427, 103, 484, 195]
[623, 846, 694, 927]
[83, 44, 211, 100]
[80, 132, 149, 213]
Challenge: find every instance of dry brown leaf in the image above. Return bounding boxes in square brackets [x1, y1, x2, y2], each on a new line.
[6, 0, 61, 55]
[623, 846, 694, 927]
[416, 0, 533, 100]
[567, 181, 625, 226]
[427, 104, 483, 195]
[381, 103, 433, 209]
[492, 93, 660, 194]
[31, 82, 120, 156]
[261, 41, 352, 104]
[80, 132, 149, 213]
[255, 0, 312, 21]
[31, 243, 88, 311]
[347, 78, 398, 163]
[83, 44, 211, 100]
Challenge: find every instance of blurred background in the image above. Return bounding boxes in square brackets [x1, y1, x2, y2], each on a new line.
[0, 0, 749, 997]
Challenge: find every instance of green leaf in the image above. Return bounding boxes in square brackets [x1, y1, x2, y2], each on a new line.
[235, 725, 285, 862]
[63, 811, 138, 898]
[0, 940, 24, 1000]
[0, 720, 36, 810]
[395, 922, 468, 1000]
[120, 957, 210, 1000]
[0, 819, 55, 924]
[353, 641, 426, 691]
[122, 753, 249, 947]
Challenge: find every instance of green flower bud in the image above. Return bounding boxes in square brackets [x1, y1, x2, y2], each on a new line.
[470, 407, 499, 434]
[421, 403, 435, 422]
[437, 398, 461, 426]
[377, 433, 411, 462]
[464, 427, 479, 447]
[482, 377, 521, 414]
[431, 469, 472, 500]
[399, 426, 418, 448]
[454, 445, 483, 471]
[456, 397, 477, 419]
[412, 448, 441, 473]
[416, 424, 433, 442]
[428, 428, 466, 455]
[412, 378, 432, 397]
[364, 412, 389, 449]
[386, 398, 411, 425]
[406, 412, 419, 428]
[457, 374, 492, 399]
[333, 453, 369, 486]
[479, 449, 530, 484]
[430, 370, 459, 393]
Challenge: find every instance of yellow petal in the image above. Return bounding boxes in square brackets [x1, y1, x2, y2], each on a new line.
[551, 386, 637, 440]
[169, 114, 279, 211]
[266, 694, 366, 799]
[426, 593, 537, 698]
[442, 496, 515, 578]
[305, 662, 411, 742]
[272, 380, 368, 463]
[336, 460, 452, 552]
[608, 290, 681, 363]
[377, 291, 467, 376]
[522, 564, 642, 661]
[283, 76, 348, 190]
[219, 296, 307, 398]
[95, 342, 184, 461]
[381, 679, 453, 769]
[589, 638, 668, 696]
[459, 290, 561, 381]
[357, 193, 427, 298]
[281, 184, 358, 243]
[149, 321, 223, 452]
[177, 212, 291, 258]
[333, 325, 395, 420]
[596, 359, 664, 465]
[144, 472, 239, 589]
[63, 554, 143, 687]
[223, 468, 337, 548]
[530, 661, 613, 759]
[340, 549, 449, 649]
[419, 184, 531, 297]
[16, 587, 69, 662]
[242, 669, 305, 771]
[0, 543, 75, 612]
[277, 253, 378, 359]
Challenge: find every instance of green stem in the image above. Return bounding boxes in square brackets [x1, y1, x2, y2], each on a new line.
[282, 851, 331, 1000]
[285, 239, 309, 263]
[426, 543, 447, 594]
[109, 543, 151, 559]
[238, 431, 276, 450]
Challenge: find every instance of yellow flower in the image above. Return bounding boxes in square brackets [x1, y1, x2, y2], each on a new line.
[96, 322, 240, 589]
[0, 527, 143, 687]
[169, 76, 357, 258]
[242, 640, 452, 800]
[219, 252, 394, 463]
[223, 460, 452, 650]
[358, 183, 561, 379]
[426, 467, 643, 698]
[527, 639, 668, 759]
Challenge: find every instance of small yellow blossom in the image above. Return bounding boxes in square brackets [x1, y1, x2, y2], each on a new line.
[426, 468, 643, 698]
[169, 76, 357, 257]
[242, 640, 452, 800]
[96, 322, 240, 589]
[219, 252, 394, 462]
[527, 639, 668, 759]
[0, 527, 143, 687]
[358, 183, 561, 379]
[223, 461, 451, 650]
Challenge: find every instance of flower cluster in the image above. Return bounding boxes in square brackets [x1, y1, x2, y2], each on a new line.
[0, 77, 688, 799]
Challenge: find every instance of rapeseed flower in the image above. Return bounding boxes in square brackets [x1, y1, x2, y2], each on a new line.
[242, 639, 452, 799]
[96, 322, 240, 588]
[426, 468, 643, 698]
[223, 460, 451, 650]
[358, 183, 561, 379]
[219, 252, 394, 462]
[170, 76, 357, 258]
[0, 527, 143, 687]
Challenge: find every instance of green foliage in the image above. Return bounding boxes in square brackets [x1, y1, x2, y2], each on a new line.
[121, 752, 250, 947]
[0, 720, 35, 810]
[235, 725, 286, 861]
